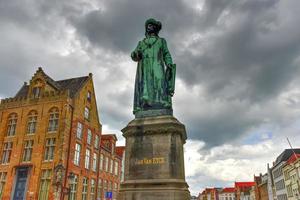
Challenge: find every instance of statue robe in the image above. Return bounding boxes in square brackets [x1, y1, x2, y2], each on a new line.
[131, 35, 173, 114]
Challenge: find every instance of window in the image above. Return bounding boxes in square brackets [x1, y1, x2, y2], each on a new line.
[110, 159, 114, 174]
[82, 177, 88, 200]
[22, 140, 34, 162]
[104, 180, 107, 197]
[275, 179, 286, 191]
[1, 142, 13, 164]
[94, 135, 99, 149]
[27, 111, 37, 134]
[32, 87, 41, 98]
[38, 169, 52, 200]
[90, 179, 95, 200]
[87, 91, 92, 102]
[76, 122, 83, 139]
[84, 107, 90, 120]
[105, 156, 109, 172]
[113, 182, 118, 200]
[287, 184, 293, 197]
[92, 153, 97, 172]
[68, 175, 78, 200]
[85, 149, 90, 169]
[87, 129, 92, 145]
[74, 143, 81, 166]
[48, 108, 59, 132]
[0, 172, 7, 199]
[97, 179, 102, 200]
[114, 161, 119, 176]
[99, 154, 104, 171]
[108, 181, 112, 192]
[7, 113, 17, 136]
[44, 138, 55, 161]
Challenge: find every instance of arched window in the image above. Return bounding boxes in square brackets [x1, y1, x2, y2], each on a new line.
[7, 113, 17, 136]
[48, 108, 59, 132]
[27, 111, 38, 134]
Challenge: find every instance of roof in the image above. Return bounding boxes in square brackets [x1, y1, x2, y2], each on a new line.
[235, 182, 255, 188]
[14, 68, 89, 98]
[274, 149, 300, 167]
[287, 153, 300, 164]
[15, 84, 29, 97]
[56, 76, 89, 98]
[222, 187, 235, 193]
[115, 146, 125, 158]
[101, 134, 118, 141]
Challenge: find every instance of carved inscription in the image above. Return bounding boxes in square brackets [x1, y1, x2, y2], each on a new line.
[135, 157, 165, 165]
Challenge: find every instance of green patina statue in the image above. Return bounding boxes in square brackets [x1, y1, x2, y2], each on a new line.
[131, 18, 176, 117]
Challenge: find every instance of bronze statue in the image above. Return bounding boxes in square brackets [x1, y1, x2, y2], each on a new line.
[131, 18, 176, 117]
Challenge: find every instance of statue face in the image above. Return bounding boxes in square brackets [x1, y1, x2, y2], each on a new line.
[146, 23, 157, 34]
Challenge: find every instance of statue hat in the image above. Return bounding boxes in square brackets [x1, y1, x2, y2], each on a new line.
[145, 18, 162, 32]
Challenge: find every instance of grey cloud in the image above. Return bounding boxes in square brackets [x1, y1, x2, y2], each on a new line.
[71, 0, 200, 52]
[1, 0, 300, 150]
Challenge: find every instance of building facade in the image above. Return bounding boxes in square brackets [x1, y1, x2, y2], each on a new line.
[0, 68, 124, 200]
[272, 149, 300, 200]
[235, 182, 255, 200]
[253, 173, 270, 200]
[198, 188, 219, 200]
[218, 187, 235, 200]
[282, 153, 300, 200]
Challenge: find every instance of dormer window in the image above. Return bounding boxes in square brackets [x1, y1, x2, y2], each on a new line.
[32, 87, 41, 98]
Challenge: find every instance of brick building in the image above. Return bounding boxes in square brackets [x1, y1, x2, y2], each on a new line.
[0, 68, 124, 200]
[219, 187, 235, 200]
[282, 153, 300, 200]
[198, 188, 220, 200]
[252, 173, 270, 200]
[235, 182, 255, 200]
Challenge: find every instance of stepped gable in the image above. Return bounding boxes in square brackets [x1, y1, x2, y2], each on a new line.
[14, 67, 89, 98]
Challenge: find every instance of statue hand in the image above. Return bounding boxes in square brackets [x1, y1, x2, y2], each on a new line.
[137, 50, 143, 60]
[167, 64, 173, 69]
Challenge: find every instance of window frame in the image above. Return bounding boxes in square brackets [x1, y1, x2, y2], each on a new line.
[85, 149, 91, 169]
[84, 107, 90, 120]
[7, 113, 17, 137]
[74, 143, 81, 166]
[48, 108, 59, 133]
[1, 142, 13, 164]
[76, 122, 83, 139]
[22, 140, 34, 162]
[44, 138, 56, 161]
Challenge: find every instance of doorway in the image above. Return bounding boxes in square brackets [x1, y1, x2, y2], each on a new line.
[12, 167, 29, 200]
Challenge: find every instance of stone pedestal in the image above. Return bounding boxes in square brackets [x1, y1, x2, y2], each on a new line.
[118, 115, 190, 200]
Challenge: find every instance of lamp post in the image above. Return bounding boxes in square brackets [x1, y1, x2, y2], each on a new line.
[61, 172, 75, 200]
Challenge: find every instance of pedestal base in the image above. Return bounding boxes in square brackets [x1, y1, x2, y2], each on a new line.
[118, 115, 190, 200]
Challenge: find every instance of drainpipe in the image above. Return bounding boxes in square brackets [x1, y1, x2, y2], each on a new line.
[61, 101, 74, 200]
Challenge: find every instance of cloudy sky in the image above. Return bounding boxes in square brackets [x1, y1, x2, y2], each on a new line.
[1, 0, 300, 196]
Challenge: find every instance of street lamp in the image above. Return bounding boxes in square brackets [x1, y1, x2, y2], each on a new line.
[67, 172, 75, 185]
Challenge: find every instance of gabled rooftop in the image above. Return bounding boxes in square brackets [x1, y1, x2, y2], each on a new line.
[274, 149, 300, 167]
[221, 187, 235, 193]
[14, 67, 90, 99]
[286, 153, 300, 165]
[235, 182, 255, 188]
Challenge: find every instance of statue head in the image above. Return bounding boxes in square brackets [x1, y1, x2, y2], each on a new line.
[145, 18, 162, 36]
